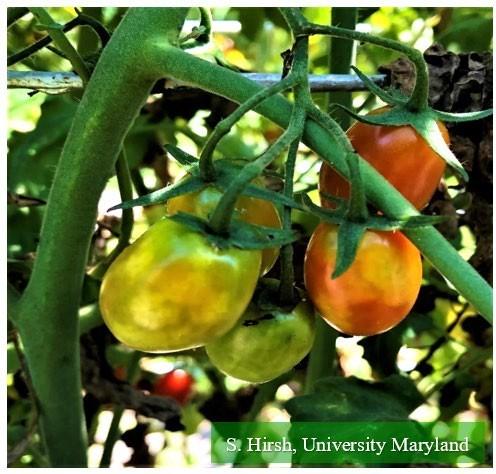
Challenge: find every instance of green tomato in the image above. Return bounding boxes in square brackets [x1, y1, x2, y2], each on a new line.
[167, 181, 282, 276]
[206, 300, 316, 383]
[99, 217, 262, 353]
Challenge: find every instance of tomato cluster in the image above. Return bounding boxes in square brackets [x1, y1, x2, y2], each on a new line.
[307, 109, 447, 335]
[99, 110, 446, 387]
[100, 182, 313, 382]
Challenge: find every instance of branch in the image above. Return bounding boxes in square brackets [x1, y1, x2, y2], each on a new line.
[7, 70, 387, 94]
[14, 8, 189, 467]
[29, 8, 90, 84]
[149, 45, 492, 322]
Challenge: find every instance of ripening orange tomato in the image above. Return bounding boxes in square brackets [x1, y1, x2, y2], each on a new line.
[319, 107, 449, 210]
[304, 223, 422, 336]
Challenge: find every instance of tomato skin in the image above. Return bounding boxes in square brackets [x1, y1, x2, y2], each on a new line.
[99, 218, 262, 353]
[167, 184, 282, 275]
[153, 369, 194, 405]
[304, 223, 422, 336]
[206, 301, 315, 383]
[319, 108, 449, 210]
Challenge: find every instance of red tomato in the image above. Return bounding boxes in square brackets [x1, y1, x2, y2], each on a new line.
[304, 223, 422, 336]
[153, 369, 194, 405]
[319, 107, 449, 210]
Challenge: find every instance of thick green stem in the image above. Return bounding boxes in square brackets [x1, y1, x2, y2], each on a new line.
[29, 8, 91, 84]
[15, 8, 189, 467]
[305, 319, 339, 394]
[150, 47, 492, 321]
[327, 7, 357, 128]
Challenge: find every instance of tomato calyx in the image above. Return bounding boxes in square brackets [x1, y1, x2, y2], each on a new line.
[331, 65, 492, 182]
[108, 147, 303, 251]
[301, 151, 445, 278]
[167, 211, 298, 251]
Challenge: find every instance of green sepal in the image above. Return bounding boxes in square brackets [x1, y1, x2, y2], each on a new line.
[433, 109, 493, 123]
[109, 159, 302, 212]
[334, 104, 469, 181]
[410, 113, 469, 182]
[164, 144, 199, 166]
[227, 220, 299, 250]
[333, 221, 366, 279]
[333, 103, 410, 126]
[168, 212, 298, 250]
[242, 184, 305, 210]
[300, 194, 446, 231]
[108, 175, 205, 211]
[350, 65, 406, 106]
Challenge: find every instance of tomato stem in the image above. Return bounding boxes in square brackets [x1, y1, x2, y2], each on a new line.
[208, 109, 305, 234]
[280, 7, 430, 111]
[29, 7, 90, 85]
[199, 73, 299, 182]
[14, 9, 189, 466]
[91, 149, 134, 280]
[326, 7, 358, 128]
[302, 7, 356, 393]
[304, 319, 339, 394]
[278, 37, 309, 305]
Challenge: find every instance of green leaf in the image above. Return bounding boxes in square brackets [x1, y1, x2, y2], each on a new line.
[8, 96, 77, 256]
[435, 11, 493, 53]
[285, 375, 424, 422]
[333, 221, 366, 278]
[236, 7, 265, 41]
[108, 176, 205, 211]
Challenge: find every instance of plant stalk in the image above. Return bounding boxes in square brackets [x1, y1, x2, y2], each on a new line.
[14, 8, 189, 466]
[150, 46, 492, 321]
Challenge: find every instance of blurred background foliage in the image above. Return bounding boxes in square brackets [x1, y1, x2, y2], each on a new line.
[7, 7, 493, 468]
